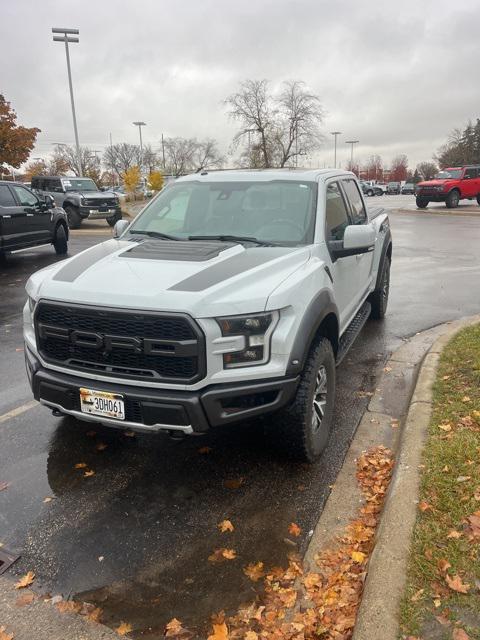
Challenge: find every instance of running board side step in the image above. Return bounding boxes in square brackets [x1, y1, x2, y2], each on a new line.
[336, 301, 371, 365]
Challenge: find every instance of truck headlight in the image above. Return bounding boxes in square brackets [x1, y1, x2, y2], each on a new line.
[28, 295, 37, 315]
[216, 311, 279, 368]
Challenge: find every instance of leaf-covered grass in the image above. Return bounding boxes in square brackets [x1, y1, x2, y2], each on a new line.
[400, 324, 480, 640]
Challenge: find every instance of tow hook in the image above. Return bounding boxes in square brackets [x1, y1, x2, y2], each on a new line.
[167, 430, 185, 441]
[52, 408, 64, 417]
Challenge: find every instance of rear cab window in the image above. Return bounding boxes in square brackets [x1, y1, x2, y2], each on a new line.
[341, 179, 367, 225]
[0, 184, 16, 207]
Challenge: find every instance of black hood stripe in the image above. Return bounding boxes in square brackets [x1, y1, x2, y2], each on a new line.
[53, 240, 128, 282]
[169, 247, 295, 292]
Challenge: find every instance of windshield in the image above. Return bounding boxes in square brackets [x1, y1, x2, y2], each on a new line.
[127, 180, 318, 245]
[435, 169, 462, 180]
[62, 178, 98, 192]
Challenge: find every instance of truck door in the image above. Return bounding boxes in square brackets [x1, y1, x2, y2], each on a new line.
[324, 181, 359, 331]
[339, 178, 375, 306]
[0, 184, 27, 249]
[10, 184, 51, 245]
[462, 167, 478, 199]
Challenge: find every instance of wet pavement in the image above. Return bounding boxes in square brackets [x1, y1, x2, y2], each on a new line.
[364, 192, 480, 212]
[1, 211, 479, 638]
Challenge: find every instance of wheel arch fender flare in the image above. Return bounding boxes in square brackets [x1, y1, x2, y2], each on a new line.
[374, 228, 392, 290]
[54, 218, 69, 240]
[286, 289, 339, 377]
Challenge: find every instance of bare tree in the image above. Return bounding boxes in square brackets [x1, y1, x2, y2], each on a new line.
[390, 154, 409, 182]
[163, 137, 223, 176]
[225, 79, 325, 168]
[364, 155, 383, 181]
[274, 81, 325, 167]
[226, 79, 272, 167]
[416, 162, 438, 180]
[193, 138, 224, 171]
[50, 144, 98, 177]
[141, 144, 158, 174]
[103, 143, 139, 178]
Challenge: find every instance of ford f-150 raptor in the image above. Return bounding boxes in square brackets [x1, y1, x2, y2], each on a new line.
[24, 169, 392, 462]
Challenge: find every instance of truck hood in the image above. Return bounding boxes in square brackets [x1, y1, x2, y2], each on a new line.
[417, 179, 448, 187]
[28, 239, 311, 317]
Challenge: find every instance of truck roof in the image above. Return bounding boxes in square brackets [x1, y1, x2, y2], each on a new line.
[176, 168, 356, 183]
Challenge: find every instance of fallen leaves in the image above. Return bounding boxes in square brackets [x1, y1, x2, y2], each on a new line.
[453, 628, 470, 640]
[445, 574, 470, 594]
[115, 621, 133, 636]
[224, 477, 245, 490]
[95, 442, 108, 451]
[74, 462, 87, 469]
[171, 446, 395, 640]
[56, 600, 82, 614]
[43, 496, 53, 503]
[207, 621, 228, 640]
[15, 593, 34, 607]
[14, 571, 35, 589]
[0, 482, 9, 492]
[243, 562, 265, 582]
[218, 520, 234, 533]
[438, 423, 452, 432]
[198, 446, 212, 454]
[465, 510, 480, 540]
[84, 470, 95, 478]
[165, 618, 190, 637]
[419, 501, 433, 512]
[208, 548, 237, 563]
[437, 558, 451, 573]
[447, 529, 462, 539]
[0, 626, 13, 640]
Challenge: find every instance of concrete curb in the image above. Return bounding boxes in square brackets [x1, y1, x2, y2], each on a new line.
[396, 208, 480, 217]
[352, 314, 480, 640]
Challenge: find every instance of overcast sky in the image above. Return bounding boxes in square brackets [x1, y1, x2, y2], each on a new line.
[2, 0, 479, 171]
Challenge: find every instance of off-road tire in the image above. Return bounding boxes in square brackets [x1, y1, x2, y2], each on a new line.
[477, 194, 480, 206]
[274, 338, 336, 462]
[65, 205, 81, 229]
[369, 255, 390, 319]
[53, 224, 68, 255]
[446, 190, 460, 209]
[416, 196, 429, 209]
[107, 211, 122, 227]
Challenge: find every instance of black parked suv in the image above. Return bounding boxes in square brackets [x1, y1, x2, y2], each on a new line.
[31, 176, 122, 229]
[0, 180, 68, 258]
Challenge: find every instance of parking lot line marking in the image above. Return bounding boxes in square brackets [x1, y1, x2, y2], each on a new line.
[0, 400, 38, 424]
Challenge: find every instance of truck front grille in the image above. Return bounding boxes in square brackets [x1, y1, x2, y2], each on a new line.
[84, 198, 117, 207]
[35, 302, 205, 383]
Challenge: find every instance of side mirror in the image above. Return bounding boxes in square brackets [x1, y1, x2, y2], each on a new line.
[113, 219, 129, 238]
[45, 194, 55, 209]
[328, 224, 375, 260]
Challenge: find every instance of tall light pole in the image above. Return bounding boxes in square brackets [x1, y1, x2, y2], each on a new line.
[330, 131, 342, 168]
[133, 121, 146, 179]
[52, 28, 82, 176]
[345, 140, 359, 169]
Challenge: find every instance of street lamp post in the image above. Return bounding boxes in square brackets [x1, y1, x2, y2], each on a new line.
[52, 28, 82, 177]
[345, 140, 359, 169]
[330, 131, 342, 168]
[133, 121, 146, 179]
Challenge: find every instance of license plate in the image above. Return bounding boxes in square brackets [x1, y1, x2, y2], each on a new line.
[80, 388, 125, 420]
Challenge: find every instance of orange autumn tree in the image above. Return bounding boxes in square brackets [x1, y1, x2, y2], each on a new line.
[0, 95, 40, 171]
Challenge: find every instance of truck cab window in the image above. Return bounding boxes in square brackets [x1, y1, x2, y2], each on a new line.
[342, 179, 367, 224]
[325, 182, 350, 241]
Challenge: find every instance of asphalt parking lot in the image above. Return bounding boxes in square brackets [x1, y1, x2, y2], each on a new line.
[1, 208, 480, 637]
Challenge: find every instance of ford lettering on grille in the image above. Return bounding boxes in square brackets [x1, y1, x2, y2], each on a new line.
[35, 302, 205, 383]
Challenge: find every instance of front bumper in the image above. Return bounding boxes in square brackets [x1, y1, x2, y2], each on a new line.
[78, 205, 121, 220]
[25, 348, 299, 434]
[415, 191, 447, 202]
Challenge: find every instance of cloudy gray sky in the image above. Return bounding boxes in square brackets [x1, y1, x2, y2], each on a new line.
[2, 0, 479, 171]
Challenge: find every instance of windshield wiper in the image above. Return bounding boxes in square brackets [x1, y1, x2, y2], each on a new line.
[188, 234, 278, 247]
[129, 230, 180, 241]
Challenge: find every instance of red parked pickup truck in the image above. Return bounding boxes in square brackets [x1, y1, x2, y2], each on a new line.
[415, 165, 480, 209]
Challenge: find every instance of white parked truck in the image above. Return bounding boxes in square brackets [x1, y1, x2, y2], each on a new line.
[24, 169, 392, 461]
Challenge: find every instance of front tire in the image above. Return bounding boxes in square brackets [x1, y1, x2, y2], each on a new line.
[476, 195, 480, 206]
[370, 255, 390, 319]
[367, 189, 374, 197]
[446, 190, 459, 208]
[65, 205, 81, 229]
[53, 224, 68, 255]
[416, 196, 429, 209]
[274, 338, 336, 462]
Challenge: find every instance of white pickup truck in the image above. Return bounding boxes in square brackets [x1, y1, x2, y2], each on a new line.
[24, 169, 392, 462]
